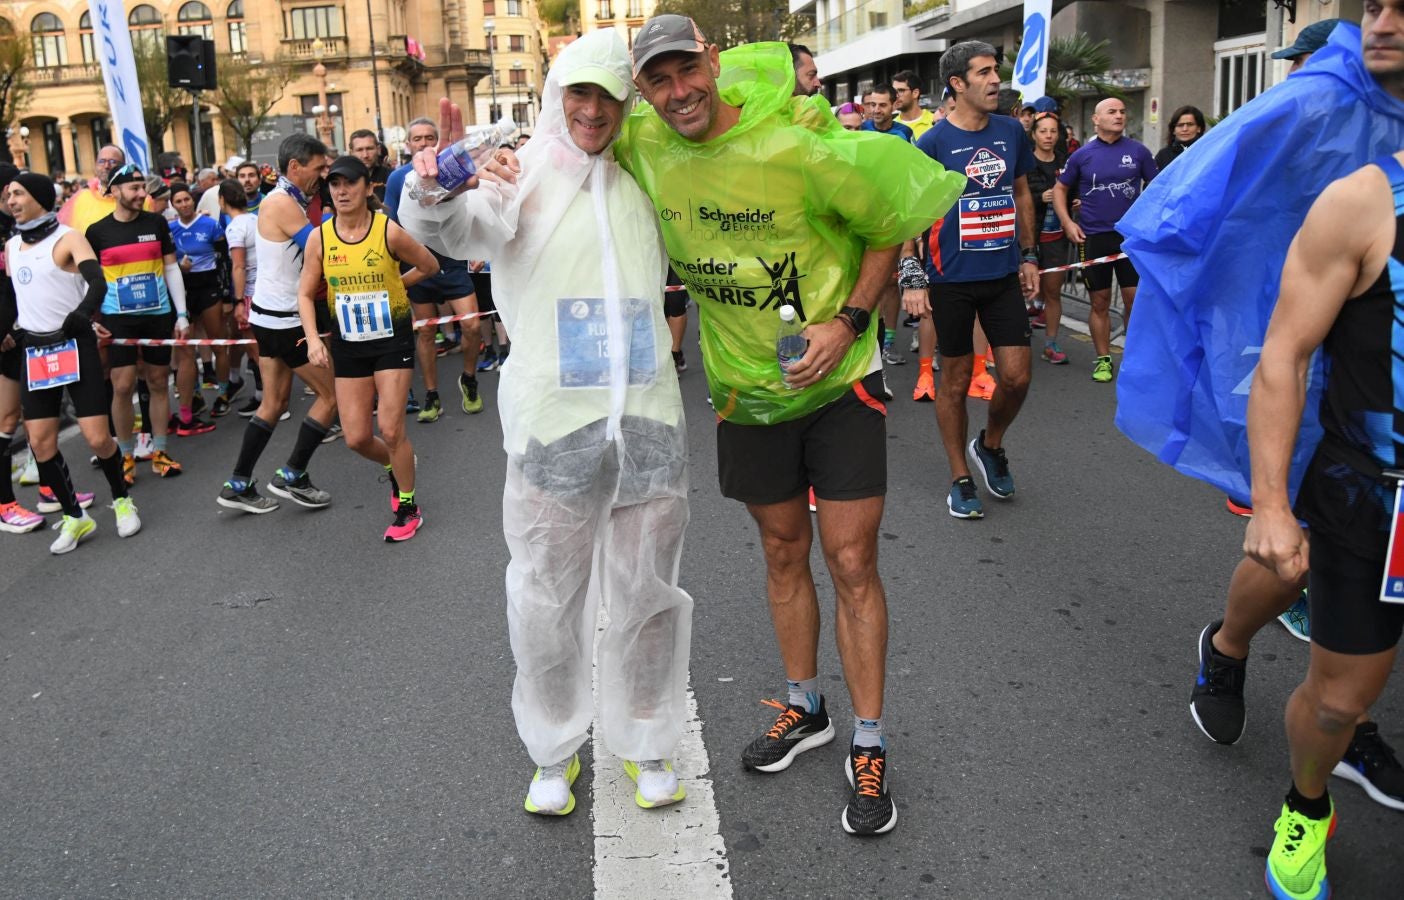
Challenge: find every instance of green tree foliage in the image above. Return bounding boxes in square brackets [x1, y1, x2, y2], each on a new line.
[1000, 33, 1122, 106]
[214, 53, 293, 158]
[0, 22, 33, 163]
[651, 0, 807, 49]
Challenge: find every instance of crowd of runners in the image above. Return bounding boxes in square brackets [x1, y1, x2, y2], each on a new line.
[4, 5, 1404, 897]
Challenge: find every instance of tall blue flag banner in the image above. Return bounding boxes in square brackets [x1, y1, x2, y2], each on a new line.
[1116, 22, 1404, 504]
[1011, 0, 1052, 102]
[88, 0, 152, 175]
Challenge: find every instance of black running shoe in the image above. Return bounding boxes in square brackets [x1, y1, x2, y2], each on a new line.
[1189, 620, 1247, 745]
[237, 397, 261, 417]
[1333, 722, 1404, 811]
[217, 479, 278, 514]
[267, 468, 332, 509]
[211, 395, 231, 418]
[741, 697, 835, 772]
[842, 744, 897, 836]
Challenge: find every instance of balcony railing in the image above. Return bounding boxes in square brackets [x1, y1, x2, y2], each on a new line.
[27, 63, 103, 85]
[808, 0, 948, 53]
[282, 37, 347, 59]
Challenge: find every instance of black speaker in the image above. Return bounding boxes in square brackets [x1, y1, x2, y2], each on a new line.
[167, 35, 205, 88]
[201, 38, 217, 91]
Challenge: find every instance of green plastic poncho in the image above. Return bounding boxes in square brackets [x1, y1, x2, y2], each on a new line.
[615, 42, 965, 425]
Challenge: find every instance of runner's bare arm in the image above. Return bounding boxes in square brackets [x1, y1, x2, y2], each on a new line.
[1014, 175, 1039, 298]
[1245, 167, 1394, 581]
[1053, 181, 1083, 244]
[386, 220, 441, 291]
[296, 228, 329, 368]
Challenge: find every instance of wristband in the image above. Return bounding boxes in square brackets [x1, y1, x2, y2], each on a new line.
[897, 255, 929, 291]
[1021, 249, 1039, 265]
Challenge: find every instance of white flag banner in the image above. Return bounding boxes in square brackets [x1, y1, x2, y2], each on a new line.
[88, 0, 153, 174]
[1011, 0, 1053, 103]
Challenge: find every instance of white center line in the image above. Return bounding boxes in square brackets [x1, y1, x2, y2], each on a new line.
[591, 619, 733, 900]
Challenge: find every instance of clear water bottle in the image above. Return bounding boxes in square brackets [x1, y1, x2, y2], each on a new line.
[776, 304, 808, 375]
[410, 119, 518, 205]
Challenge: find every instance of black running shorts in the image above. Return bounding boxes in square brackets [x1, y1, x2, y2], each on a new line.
[20, 332, 109, 420]
[716, 370, 887, 505]
[409, 257, 476, 307]
[1079, 231, 1139, 293]
[330, 338, 415, 378]
[0, 343, 20, 382]
[253, 323, 310, 369]
[185, 269, 225, 317]
[105, 312, 176, 368]
[930, 273, 1031, 358]
[470, 271, 495, 314]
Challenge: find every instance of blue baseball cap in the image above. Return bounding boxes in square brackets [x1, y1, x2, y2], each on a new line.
[1031, 96, 1058, 113]
[1271, 18, 1343, 60]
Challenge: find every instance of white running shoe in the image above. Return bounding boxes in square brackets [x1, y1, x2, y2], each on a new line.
[49, 512, 96, 554]
[113, 496, 142, 538]
[524, 754, 581, 816]
[17, 452, 39, 485]
[624, 759, 686, 809]
[133, 432, 155, 462]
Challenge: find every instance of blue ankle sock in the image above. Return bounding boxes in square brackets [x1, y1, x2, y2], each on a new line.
[786, 677, 820, 714]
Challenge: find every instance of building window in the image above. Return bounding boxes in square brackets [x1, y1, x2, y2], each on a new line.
[1214, 34, 1265, 118]
[598, 0, 612, 19]
[509, 35, 524, 52]
[30, 13, 68, 69]
[482, 0, 495, 14]
[626, 0, 642, 17]
[506, 0, 521, 15]
[42, 121, 66, 174]
[508, 68, 526, 86]
[79, 11, 96, 64]
[90, 116, 112, 161]
[511, 102, 530, 125]
[129, 4, 165, 51]
[227, 0, 246, 53]
[178, 2, 214, 39]
[287, 6, 344, 39]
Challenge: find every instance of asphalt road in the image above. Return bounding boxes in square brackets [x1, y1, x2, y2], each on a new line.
[2, 326, 1400, 899]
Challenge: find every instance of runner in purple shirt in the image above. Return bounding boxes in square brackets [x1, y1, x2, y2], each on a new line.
[1052, 97, 1158, 383]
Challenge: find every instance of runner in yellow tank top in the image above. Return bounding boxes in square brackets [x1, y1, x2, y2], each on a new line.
[297, 155, 440, 542]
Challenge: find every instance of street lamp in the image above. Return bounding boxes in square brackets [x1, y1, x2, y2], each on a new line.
[311, 37, 336, 147]
[6, 125, 30, 168]
[483, 18, 498, 124]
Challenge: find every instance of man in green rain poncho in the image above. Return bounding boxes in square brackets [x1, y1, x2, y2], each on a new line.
[616, 15, 964, 836]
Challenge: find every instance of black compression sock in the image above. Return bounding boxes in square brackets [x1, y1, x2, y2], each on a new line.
[233, 416, 276, 481]
[286, 417, 328, 473]
[105, 379, 116, 437]
[1286, 783, 1332, 820]
[137, 378, 152, 435]
[96, 448, 129, 500]
[250, 361, 263, 392]
[0, 432, 14, 505]
[36, 453, 81, 517]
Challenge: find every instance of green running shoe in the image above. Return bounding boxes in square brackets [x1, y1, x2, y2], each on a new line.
[1265, 801, 1335, 900]
[623, 759, 686, 809]
[524, 754, 581, 816]
[460, 373, 483, 414]
[1092, 356, 1114, 383]
[417, 394, 443, 423]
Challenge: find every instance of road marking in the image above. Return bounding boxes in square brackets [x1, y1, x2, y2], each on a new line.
[592, 619, 733, 899]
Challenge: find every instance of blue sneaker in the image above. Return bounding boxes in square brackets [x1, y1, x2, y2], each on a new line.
[967, 430, 1014, 499]
[1278, 591, 1310, 643]
[947, 477, 984, 519]
[405, 389, 420, 415]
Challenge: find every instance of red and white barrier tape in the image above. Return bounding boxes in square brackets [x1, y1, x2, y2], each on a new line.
[1035, 252, 1127, 275]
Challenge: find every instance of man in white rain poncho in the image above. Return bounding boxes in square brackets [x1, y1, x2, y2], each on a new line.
[398, 30, 692, 816]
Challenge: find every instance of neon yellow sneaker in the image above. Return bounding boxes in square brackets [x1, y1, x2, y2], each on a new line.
[524, 753, 581, 816]
[1265, 801, 1335, 900]
[49, 513, 96, 555]
[623, 759, 686, 809]
[1092, 356, 1114, 383]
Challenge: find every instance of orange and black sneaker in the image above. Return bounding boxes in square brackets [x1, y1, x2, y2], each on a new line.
[842, 744, 897, 836]
[151, 451, 183, 478]
[122, 453, 136, 487]
[740, 696, 834, 773]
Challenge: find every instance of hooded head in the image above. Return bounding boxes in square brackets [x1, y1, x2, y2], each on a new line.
[540, 30, 635, 156]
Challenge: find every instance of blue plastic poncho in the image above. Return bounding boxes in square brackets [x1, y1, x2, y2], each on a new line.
[1116, 22, 1404, 503]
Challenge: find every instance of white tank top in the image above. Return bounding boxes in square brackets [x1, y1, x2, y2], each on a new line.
[7, 225, 87, 333]
[249, 188, 306, 331]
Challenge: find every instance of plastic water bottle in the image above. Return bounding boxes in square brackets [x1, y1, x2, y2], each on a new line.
[410, 119, 518, 205]
[776, 304, 808, 375]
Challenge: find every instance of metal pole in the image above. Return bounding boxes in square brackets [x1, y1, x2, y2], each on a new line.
[366, 0, 385, 141]
[487, 32, 497, 122]
[190, 90, 204, 170]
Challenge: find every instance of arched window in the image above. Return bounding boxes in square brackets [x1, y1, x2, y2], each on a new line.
[178, 1, 213, 40]
[227, 0, 245, 54]
[31, 13, 67, 68]
[79, 11, 96, 64]
[128, 4, 164, 51]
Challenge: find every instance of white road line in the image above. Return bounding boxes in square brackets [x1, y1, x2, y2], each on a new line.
[591, 619, 733, 900]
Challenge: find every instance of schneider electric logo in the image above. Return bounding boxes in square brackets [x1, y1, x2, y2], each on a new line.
[671, 204, 780, 242]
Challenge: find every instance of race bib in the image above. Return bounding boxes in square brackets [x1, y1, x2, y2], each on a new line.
[116, 272, 162, 312]
[25, 339, 80, 391]
[556, 298, 657, 389]
[1380, 477, 1404, 604]
[958, 194, 1016, 251]
[336, 291, 394, 342]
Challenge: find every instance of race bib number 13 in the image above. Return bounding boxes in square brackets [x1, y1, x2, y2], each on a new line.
[556, 298, 657, 389]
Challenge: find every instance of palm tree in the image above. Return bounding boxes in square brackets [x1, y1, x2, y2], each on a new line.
[1000, 33, 1122, 106]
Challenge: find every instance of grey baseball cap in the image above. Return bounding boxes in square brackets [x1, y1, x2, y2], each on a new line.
[631, 14, 708, 77]
[1271, 18, 1343, 60]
